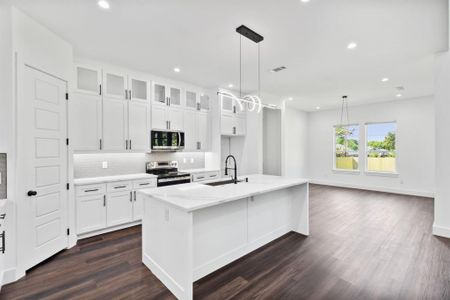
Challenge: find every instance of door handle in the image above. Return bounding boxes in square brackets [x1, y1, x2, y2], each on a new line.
[130, 191, 133, 202]
[27, 190, 37, 197]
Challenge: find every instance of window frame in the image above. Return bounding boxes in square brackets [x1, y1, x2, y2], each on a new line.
[364, 121, 399, 176]
[332, 123, 361, 174]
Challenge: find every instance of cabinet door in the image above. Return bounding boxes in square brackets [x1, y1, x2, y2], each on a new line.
[199, 94, 210, 111]
[167, 107, 184, 131]
[169, 86, 182, 107]
[197, 112, 210, 151]
[133, 190, 144, 221]
[185, 90, 198, 111]
[235, 100, 246, 118]
[74, 65, 101, 96]
[128, 102, 150, 151]
[103, 98, 128, 150]
[77, 194, 106, 234]
[71, 93, 102, 151]
[107, 191, 133, 227]
[103, 69, 127, 100]
[129, 75, 149, 102]
[236, 116, 246, 136]
[183, 110, 198, 151]
[221, 94, 234, 115]
[221, 114, 234, 135]
[153, 83, 167, 106]
[151, 105, 168, 130]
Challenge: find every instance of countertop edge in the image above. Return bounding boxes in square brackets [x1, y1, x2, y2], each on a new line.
[138, 178, 309, 212]
[74, 174, 157, 186]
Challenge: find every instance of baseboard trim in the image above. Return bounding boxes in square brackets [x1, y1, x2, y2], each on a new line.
[310, 179, 434, 198]
[77, 220, 141, 240]
[1, 267, 24, 287]
[432, 224, 450, 239]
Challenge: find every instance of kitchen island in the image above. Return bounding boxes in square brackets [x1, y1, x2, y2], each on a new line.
[139, 174, 309, 300]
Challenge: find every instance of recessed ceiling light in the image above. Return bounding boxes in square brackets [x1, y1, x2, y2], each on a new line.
[381, 78, 389, 82]
[301, 0, 310, 3]
[228, 84, 233, 88]
[288, 97, 293, 101]
[347, 42, 358, 49]
[173, 67, 180, 73]
[97, 0, 110, 9]
[396, 94, 402, 98]
[316, 106, 321, 110]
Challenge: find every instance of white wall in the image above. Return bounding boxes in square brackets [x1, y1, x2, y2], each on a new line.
[263, 108, 281, 175]
[434, 52, 450, 238]
[281, 103, 309, 178]
[0, 2, 13, 286]
[307, 96, 435, 197]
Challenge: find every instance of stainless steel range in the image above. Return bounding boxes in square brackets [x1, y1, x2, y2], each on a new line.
[146, 161, 191, 187]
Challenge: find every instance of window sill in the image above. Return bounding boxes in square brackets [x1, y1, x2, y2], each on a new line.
[332, 169, 361, 175]
[364, 171, 399, 178]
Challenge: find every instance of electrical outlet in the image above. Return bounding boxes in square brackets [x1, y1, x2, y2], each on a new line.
[183, 158, 187, 163]
[190, 158, 194, 164]
[102, 161, 108, 169]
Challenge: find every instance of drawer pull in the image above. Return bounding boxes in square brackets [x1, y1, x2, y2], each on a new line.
[85, 188, 99, 192]
[209, 174, 217, 178]
[139, 183, 150, 186]
[114, 185, 127, 189]
[197, 176, 205, 180]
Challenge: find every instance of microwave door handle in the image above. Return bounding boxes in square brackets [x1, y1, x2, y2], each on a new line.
[178, 132, 181, 147]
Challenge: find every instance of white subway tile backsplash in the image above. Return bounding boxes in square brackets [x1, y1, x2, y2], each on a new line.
[74, 152, 206, 178]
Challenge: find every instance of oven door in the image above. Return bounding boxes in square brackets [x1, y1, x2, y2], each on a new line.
[157, 175, 191, 187]
[151, 130, 185, 151]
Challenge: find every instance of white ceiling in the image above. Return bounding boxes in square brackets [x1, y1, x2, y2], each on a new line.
[10, 0, 448, 111]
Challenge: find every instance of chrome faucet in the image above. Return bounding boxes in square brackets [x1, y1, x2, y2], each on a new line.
[224, 155, 238, 184]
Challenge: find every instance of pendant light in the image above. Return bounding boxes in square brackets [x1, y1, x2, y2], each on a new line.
[339, 95, 350, 126]
[218, 25, 276, 112]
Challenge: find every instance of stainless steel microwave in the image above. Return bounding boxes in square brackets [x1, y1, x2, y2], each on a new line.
[150, 130, 185, 151]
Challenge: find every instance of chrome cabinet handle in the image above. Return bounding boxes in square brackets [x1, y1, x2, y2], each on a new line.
[85, 188, 99, 193]
[114, 185, 127, 189]
[134, 191, 136, 201]
[130, 191, 132, 202]
[103, 195, 106, 206]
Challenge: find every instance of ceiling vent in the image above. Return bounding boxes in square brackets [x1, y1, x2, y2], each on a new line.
[396, 86, 405, 91]
[271, 66, 287, 73]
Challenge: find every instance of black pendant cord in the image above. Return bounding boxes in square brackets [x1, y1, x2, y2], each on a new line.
[239, 35, 242, 98]
[258, 43, 261, 98]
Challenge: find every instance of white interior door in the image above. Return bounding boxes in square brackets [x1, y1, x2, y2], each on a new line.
[18, 66, 68, 272]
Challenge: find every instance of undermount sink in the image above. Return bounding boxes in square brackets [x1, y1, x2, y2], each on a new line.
[202, 179, 245, 186]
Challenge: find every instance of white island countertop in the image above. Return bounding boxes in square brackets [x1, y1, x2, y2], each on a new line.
[139, 174, 309, 212]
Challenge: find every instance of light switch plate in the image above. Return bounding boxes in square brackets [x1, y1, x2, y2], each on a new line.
[102, 161, 108, 169]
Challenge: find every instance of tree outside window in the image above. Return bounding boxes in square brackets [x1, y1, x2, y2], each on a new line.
[334, 125, 359, 170]
[366, 122, 396, 173]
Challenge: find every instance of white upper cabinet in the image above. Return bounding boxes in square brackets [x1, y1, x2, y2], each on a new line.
[167, 107, 184, 131]
[128, 101, 150, 151]
[71, 93, 102, 151]
[103, 69, 127, 100]
[183, 110, 198, 151]
[103, 98, 128, 150]
[197, 112, 210, 150]
[151, 105, 168, 130]
[169, 86, 182, 107]
[221, 94, 234, 114]
[199, 94, 210, 111]
[129, 74, 149, 102]
[75, 64, 102, 96]
[185, 90, 198, 111]
[153, 83, 167, 106]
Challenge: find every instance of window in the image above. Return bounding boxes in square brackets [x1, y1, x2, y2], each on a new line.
[334, 125, 359, 171]
[366, 122, 397, 173]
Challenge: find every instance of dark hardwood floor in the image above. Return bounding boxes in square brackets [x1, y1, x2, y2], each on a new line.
[2, 184, 450, 300]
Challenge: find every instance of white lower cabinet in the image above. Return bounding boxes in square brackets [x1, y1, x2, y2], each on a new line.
[107, 190, 133, 227]
[76, 178, 156, 236]
[77, 194, 107, 234]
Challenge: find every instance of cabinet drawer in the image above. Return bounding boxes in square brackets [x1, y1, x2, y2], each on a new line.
[107, 181, 132, 193]
[133, 178, 157, 189]
[192, 173, 208, 182]
[205, 171, 220, 180]
[75, 184, 106, 197]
